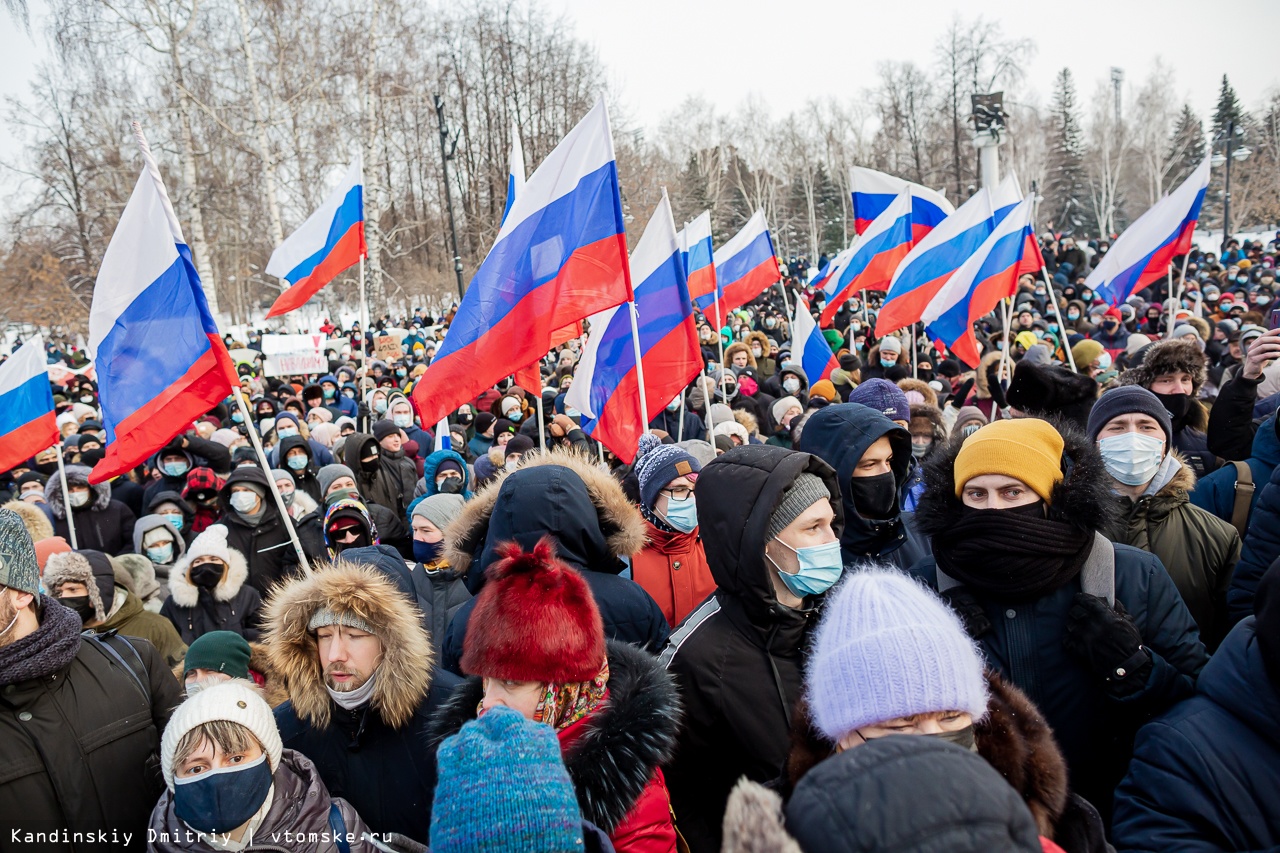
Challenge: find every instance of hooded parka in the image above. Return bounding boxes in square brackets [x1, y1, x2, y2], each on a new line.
[46, 464, 136, 556]
[160, 534, 262, 644]
[216, 466, 302, 595]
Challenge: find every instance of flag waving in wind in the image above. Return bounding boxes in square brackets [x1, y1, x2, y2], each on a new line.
[821, 190, 913, 326]
[413, 98, 632, 427]
[789, 296, 839, 386]
[850, 166, 954, 239]
[265, 156, 366, 317]
[0, 335, 58, 473]
[1086, 156, 1211, 306]
[680, 211, 722, 326]
[714, 210, 781, 315]
[89, 128, 238, 483]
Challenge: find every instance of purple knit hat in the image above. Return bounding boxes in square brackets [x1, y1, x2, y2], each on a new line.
[848, 379, 910, 423]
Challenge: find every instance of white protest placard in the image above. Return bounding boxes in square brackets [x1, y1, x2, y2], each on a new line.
[260, 334, 329, 376]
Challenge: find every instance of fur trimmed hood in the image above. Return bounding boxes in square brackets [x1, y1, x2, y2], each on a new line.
[167, 538, 251, 608]
[724, 342, 758, 370]
[721, 780, 802, 853]
[427, 640, 681, 834]
[444, 449, 647, 589]
[44, 464, 110, 519]
[973, 350, 1005, 399]
[2, 499, 53, 543]
[897, 377, 939, 408]
[261, 561, 435, 730]
[914, 415, 1119, 539]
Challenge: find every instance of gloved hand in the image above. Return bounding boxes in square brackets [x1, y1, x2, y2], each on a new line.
[950, 377, 975, 410]
[941, 587, 992, 639]
[1063, 593, 1151, 697]
[985, 360, 1008, 408]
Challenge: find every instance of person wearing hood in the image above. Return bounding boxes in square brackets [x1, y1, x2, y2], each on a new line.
[766, 362, 809, 406]
[440, 450, 669, 676]
[277, 434, 323, 504]
[1118, 337, 1217, 476]
[318, 372, 358, 419]
[216, 466, 302, 595]
[385, 391, 429, 452]
[630, 434, 714, 628]
[428, 539, 680, 853]
[322, 496, 379, 561]
[45, 548, 188, 666]
[1112, 561, 1280, 852]
[343, 428, 414, 528]
[269, 412, 335, 468]
[1087, 387, 1240, 650]
[907, 417, 1208, 815]
[144, 433, 234, 508]
[317, 463, 410, 559]
[148, 679, 381, 853]
[134, 512, 187, 592]
[407, 495, 472, 659]
[797, 403, 931, 571]
[45, 463, 137, 556]
[660, 444, 842, 853]
[146, 490, 196, 545]
[272, 468, 326, 559]
[161, 524, 262, 644]
[412, 448, 473, 500]
[263, 559, 460, 843]
[747, 330, 777, 376]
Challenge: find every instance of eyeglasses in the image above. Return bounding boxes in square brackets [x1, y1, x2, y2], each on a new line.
[660, 486, 695, 501]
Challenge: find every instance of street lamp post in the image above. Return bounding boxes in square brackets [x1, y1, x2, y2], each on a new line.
[1211, 120, 1251, 254]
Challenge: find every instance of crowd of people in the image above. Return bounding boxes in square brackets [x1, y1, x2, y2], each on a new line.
[1, 230, 1279, 852]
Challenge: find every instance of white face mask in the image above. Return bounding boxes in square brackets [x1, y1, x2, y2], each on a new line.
[229, 491, 260, 513]
[1098, 432, 1164, 486]
[69, 490, 90, 508]
[783, 378, 801, 394]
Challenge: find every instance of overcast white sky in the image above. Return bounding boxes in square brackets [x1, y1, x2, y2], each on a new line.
[3, 0, 1277, 158]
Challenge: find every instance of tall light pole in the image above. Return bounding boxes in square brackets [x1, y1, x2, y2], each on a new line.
[1211, 120, 1251, 254]
[434, 95, 467, 300]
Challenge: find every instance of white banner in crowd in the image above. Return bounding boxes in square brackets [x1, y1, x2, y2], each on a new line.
[260, 334, 329, 376]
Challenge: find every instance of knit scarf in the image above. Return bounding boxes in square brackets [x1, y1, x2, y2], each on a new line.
[0, 596, 83, 686]
[932, 506, 1094, 601]
[535, 658, 610, 731]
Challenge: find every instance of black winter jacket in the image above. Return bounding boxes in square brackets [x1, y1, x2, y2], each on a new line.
[661, 444, 842, 853]
[142, 435, 232, 508]
[46, 465, 137, 556]
[159, 536, 262, 644]
[277, 434, 324, 504]
[216, 466, 302, 594]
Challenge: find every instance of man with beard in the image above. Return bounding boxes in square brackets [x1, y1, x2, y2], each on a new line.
[0, 508, 183, 849]
[262, 560, 460, 845]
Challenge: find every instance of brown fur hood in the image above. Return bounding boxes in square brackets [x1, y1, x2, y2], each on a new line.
[897, 377, 939, 408]
[724, 342, 758, 370]
[1118, 337, 1210, 432]
[973, 350, 1005, 399]
[2, 499, 53, 543]
[746, 330, 775, 355]
[260, 561, 434, 730]
[443, 448, 647, 580]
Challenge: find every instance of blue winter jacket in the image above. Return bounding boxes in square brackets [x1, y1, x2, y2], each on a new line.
[1227, 441, 1280, 625]
[1112, 618, 1280, 852]
[1189, 415, 1279, 529]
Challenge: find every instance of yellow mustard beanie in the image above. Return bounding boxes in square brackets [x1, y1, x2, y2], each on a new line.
[953, 418, 1065, 503]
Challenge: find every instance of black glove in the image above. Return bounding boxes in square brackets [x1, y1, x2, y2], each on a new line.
[985, 361, 1008, 408]
[1063, 593, 1152, 697]
[941, 587, 992, 639]
[951, 377, 975, 410]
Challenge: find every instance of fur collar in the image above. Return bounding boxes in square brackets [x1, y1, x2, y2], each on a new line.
[972, 351, 1004, 399]
[427, 640, 680, 833]
[914, 415, 1119, 539]
[45, 464, 111, 519]
[261, 561, 434, 730]
[168, 545, 250, 607]
[721, 780, 802, 853]
[2, 499, 53, 542]
[444, 449, 647, 577]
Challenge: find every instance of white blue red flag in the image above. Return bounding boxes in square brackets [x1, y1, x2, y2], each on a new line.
[0, 336, 58, 472]
[88, 139, 238, 483]
[1086, 156, 1211, 306]
[821, 190, 914, 325]
[567, 192, 701, 463]
[714, 210, 781, 315]
[502, 127, 526, 224]
[850, 166, 954, 240]
[266, 156, 366, 317]
[413, 98, 632, 427]
[790, 295, 839, 385]
[680, 211, 722, 326]
[923, 195, 1042, 368]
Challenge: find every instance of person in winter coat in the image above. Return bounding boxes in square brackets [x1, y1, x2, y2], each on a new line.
[1204, 325, 1280, 461]
[322, 496, 379, 560]
[272, 468, 326, 560]
[278, 434, 324, 504]
[144, 433, 234, 508]
[783, 568, 1109, 853]
[765, 395, 803, 448]
[1111, 562, 1280, 852]
[649, 395, 707, 442]
[908, 417, 1208, 815]
[148, 680, 382, 853]
[161, 524, 262, 644]
[344, 427, 414, 524]
[428, 538, 679, 853]
[269, 411, 335, 468]
[0, 509, 184, 850]
[145, 489, 197, 546]
[1087, 387, 1240, 649]
[440, 450, 670, 676]
[45, 463, 137, 556]
[767, 362, 809, 406]
[630, 434, 715, 627]
[798, 403, 931, 570]
[217, 466, 303, 595]
[859, 336, 910, 382]
[263, 559, 460, 844]
[1191, 413, 1279, 532]
[134, 512, 186, 594]
[45, 548, 189, 666]
[661, 444, 843, 853]
[747, 330, 777, 377]
[1118, 337, 1218, 476]
[318, 372, 359, 419]
[407, 495, 472, 659]
[385, 391, 430, 452]
[411, 448, 473, 500]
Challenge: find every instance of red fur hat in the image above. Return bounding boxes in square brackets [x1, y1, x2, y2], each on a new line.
[460, 537, 605, 684]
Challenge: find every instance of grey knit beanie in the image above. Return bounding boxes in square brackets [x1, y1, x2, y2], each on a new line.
[766, 473, 831, 541]
[317, 464, 356, 497]
[308, 606, 375, 635]
[412, 493, 466, 534]
[0, 508, 40, 595]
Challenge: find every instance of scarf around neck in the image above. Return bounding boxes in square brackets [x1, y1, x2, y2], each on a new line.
[0, 596, 82, 686]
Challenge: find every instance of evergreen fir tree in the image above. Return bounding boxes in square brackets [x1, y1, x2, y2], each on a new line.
[1212, 75, 1244, 134]
[1165, 105, 1206, 189]
[1043, 68, 1088, 232]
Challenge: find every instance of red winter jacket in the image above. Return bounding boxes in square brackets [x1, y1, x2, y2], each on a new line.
[631, 522, 717, 628]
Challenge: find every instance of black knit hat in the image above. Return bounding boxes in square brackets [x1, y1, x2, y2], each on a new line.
[1086, 385, 1174, 447]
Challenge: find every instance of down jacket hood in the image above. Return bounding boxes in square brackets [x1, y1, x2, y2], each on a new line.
[261, 560, 435, 730]
[444, 449, 647, 594]
[44, 464, 111, 518]
[1, 499, 53, 543]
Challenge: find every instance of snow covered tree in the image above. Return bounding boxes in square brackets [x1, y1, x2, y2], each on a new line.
[1043, 68, 1089, 233]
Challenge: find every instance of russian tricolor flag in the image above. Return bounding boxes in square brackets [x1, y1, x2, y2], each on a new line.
[681, 210, 721, 325]
[714, 210, 781, 315]
[1086, 156, 1211, 306]
[413, 98, 632, 427]
[790, 295, 839, 386]
[88, 138, 238, 483]
[821, 190, 914, 326]
[566, 192, 701, 463]
[0, 336, 58, 473]
[922, 195, 1042, 368]
[502, 126, 526, 224]
[851, 166, 954, 240]
[265, 156, 366, 318]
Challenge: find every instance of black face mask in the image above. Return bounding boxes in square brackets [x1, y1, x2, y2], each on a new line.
[360, 456, 380, 473]
[437, 476, 463, 495]
[847, 471, 897, 519]
[190, 563, 224, 589]
[59, 595, 95, 624]
[456, 415, 474, 426]
[1152, 391, 1191, 428]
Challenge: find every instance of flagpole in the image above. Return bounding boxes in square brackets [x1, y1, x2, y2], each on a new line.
[627, 301, 650, 432]
[535, 389, 547, 450]
[1041, 268, 1078, 373]
[677, 390, 686, 442]
[1165, 264, 1177, 339]
[232, 388, 312, 575]
[776, 279, 791, 316]
[993, 298, 1012, 423]
[911, 323, 918, 379]
[55, 442, 77, 549]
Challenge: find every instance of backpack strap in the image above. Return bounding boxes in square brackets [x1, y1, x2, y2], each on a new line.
[1078, 532, 1116, 607]
[328, 802, 351, 853]
[83, 630, 151, 704]
[1230, 461, 1254, 539]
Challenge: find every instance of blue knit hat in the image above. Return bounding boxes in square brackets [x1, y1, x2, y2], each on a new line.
[1085, 385, 1174, 447]
[848, 379, 911, 423]
[807, 569, 989, 743]
[633, 433, 701, 510]
[431, 707, 584, 853]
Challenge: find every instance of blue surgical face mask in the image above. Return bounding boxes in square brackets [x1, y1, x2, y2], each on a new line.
[230, 412, 244, 424]
[880, 358, 896, 368]
[507, 411, 523, 423]
[286, 454, 307, 471]
[276, 426, 298, 440]
[162, 461, 190, 478]
[162, 512, 184, 533]
[1098, 431, 1164, 486]
[661, 495, 699, 534]
[323, 387, 335, 399]
[173, 753, 273, 835]
[145, 543, 174, 565]
[769, 538, 844, 597]
[373, 400, 388, 414]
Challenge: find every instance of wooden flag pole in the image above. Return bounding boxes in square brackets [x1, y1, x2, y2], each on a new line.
[232, 389, 312, 575]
